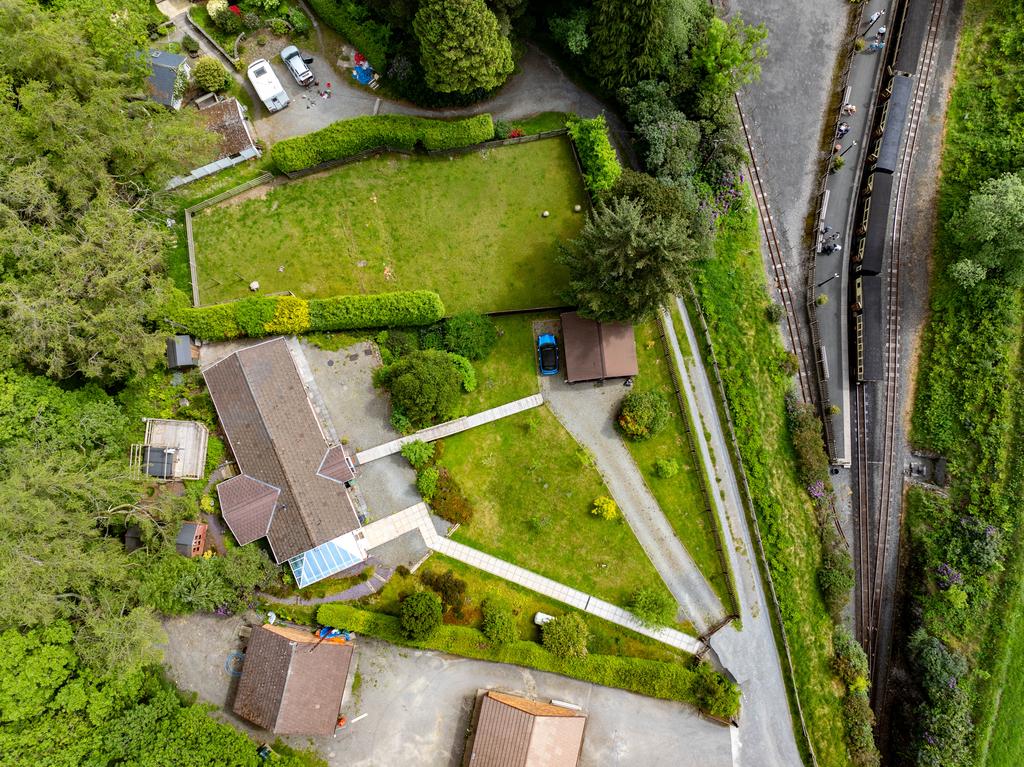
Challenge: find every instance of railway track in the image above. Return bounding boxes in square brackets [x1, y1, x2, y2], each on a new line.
[855, 0, 946, 694]
[735, 95, 815, 406]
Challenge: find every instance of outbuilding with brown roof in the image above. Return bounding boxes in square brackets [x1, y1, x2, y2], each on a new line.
[463, 691, 586, 767]
[559, 312, 638, 384]
[233, 624, 353, 736]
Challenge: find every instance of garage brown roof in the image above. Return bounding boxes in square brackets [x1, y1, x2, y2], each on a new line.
[204, 338, 359, 562]
[232, 624, 353, 736]
[200, 98, 257, 158]
[464, 691, 586, 767]
[560, 312, 639, 383]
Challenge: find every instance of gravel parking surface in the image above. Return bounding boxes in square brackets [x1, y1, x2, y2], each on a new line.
[540, 374, 724, 632]
[161, 614, 734, 767]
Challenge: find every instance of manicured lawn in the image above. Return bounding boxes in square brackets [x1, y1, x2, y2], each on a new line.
[461, 313, 545, 412]
[694, 197, 847, 767]
[191, 138, 588, 311]
[367, 553, 690, 663]
[439, 405, 677, 613]
[623, 321, 734, 608]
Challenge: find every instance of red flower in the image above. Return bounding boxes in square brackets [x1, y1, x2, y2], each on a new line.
[509, 129, 524, 138]
[229, 5, 241, 14]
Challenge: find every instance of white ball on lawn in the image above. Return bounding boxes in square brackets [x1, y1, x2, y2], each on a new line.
[573, 204, 582, 212]
[542, 210, 550, 218]
[249, 281, 260, 292]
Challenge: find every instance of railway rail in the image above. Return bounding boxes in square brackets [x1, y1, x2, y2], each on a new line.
[854, 0, 946, 696]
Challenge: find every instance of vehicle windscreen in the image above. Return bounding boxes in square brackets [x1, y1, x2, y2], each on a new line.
[540, 346, 557, 368]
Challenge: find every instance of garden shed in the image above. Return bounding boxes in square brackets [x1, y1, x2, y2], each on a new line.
[175, 522, 207, 558]
[463, 690, 587, 767]
[559, 312, 638, 383]
[130, 419, 209, 480]
[144, 49, 189, 110]
[166, 334, 198, 369]
[232, 624, 354, 736]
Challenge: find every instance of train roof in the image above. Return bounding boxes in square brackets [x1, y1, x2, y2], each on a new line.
[894, 0, 931, 75]
[877, 75, 912, 173]
[859, 274, 885, 382]
[861, 172, 893, 275]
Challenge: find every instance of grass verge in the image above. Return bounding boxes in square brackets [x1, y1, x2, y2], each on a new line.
[693, 196, 848, 767]
[461, 314, 545, 413]
[191, 138, 587, 311]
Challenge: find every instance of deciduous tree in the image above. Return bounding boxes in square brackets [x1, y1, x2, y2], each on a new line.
[951, 171, 1024, 286]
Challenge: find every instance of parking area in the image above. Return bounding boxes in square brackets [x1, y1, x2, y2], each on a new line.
[161, 614, 734, 767]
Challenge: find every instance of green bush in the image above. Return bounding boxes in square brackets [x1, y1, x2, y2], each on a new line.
[399, 591, 442, 640]
[590, 495, 619, 521]
[654, 457, 679, 478]
[617, 390, 670, 441]
[431, 467, 474, 525]
[447, 353, 477, 392]
[285, 7, 311, 36]
[306, 0, 392, 69]
[181, 34, 200, 54]
[566, 115, 621, 194]
[316, 603, 740, 717]
[542, 612, 590, 659]
[400, 440, 435, 470]
[416, 466, 440, 500]
[832, 625, 869, 693]
[443, 312, 497, 360]
[481, 598, 517, 645]
[818, 534, 854, 619]
[191, 56, 231, 93]
[375, 350, 462, 428]
[419, 568, 467, 616]
[172, 291, 444, 341]
[629, 587, 676, 628]
[270, 114, 495, 173]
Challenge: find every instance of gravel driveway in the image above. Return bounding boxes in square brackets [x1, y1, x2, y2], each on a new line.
[540, 374, 724, 633]
[161, 614, 734, 767]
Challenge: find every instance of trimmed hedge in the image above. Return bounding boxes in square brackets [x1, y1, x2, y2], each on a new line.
[306, 0, 392, 70]
[317, 603, 740, 719]
[566, 115, 621, 194]
[172, 290, 444, 340]
[271, 114, 496, 173]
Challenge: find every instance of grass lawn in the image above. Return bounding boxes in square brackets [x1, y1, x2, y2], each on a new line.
[191, 138, 588, 311]
[461, 313, 545, 413]
[623, 321, 734, 608]
[439, 405, 678, 615]
[694, 197, 847, 767]
[367, 554, 690, 664]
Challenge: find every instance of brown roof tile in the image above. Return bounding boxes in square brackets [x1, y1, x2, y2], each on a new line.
[233, 624, 353, 736]
[318, 445, 355, 484]
[466, 692, 586, 767]
[216, 474, 280, 545]
[560, 312, 638, 383]
[200, 98, 256, 158]
[204, 338, 359, 562]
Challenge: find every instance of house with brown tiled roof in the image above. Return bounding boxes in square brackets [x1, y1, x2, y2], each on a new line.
[204, 338, 364, 587]
[233, 624, 354, 736]
[463, 691, 587, 767]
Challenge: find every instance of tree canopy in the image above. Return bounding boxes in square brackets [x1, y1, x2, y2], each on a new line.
[413, 0, 513, 94]
[950, 171, 1024, 287]
[559, 197, 706, 322]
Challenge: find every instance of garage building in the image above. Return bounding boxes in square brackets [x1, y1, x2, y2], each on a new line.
[560, 312, 638, 384]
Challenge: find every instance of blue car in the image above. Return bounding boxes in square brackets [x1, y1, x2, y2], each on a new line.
[537, 334, 559, 376]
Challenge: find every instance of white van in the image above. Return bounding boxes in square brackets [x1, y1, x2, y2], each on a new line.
[247, 59, 289, 112]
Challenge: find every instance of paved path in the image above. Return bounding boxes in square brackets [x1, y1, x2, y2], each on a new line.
[665, 297, 802, 767]
[354, 394, 543, 464]
[541, 377, 723, 633]
[354, 503, 702, 655]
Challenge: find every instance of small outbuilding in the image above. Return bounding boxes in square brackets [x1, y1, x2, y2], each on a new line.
[175, 522, 207, 558]
[130, 419, 209, 481]
[144, 49, 190, 111]
[463, 691, 587, 767]
[559, 311, 639, 384]
[233, 624, 354, 736]
[166, 335, 198, 370]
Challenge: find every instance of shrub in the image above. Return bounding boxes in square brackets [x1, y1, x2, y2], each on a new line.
[443, 312, 498, 360]
[209, 0, 243, 33]
[447, 353, 477, 392]
[419, 568, 467, 616]
[590, 496, 619, 521]
[629, 587, 675, 627]
[285, 7, 311, 36]
[765, 301, 784, 323]
[270, 114, 494, 173]
[242, 11, 260, 30]
[400, 440, 435, 470]
[843, 692, 880, 767]
[654, 457, 679, 478]
[375, 350, 462, 428]
[691, 661, 742, 721]
[269, 18, 289, 36]
[192, 56, 232, 93]
[541, 613, 589, 659]
[493, 119, 512, 139]
[617, 391, 670, 441]
[399, 591, 442, 640]
[786, 393, 831, 487]
[174, 291, 444, 341]
[566, 115, 621, 194]
[481, 598, 517, 645]
[832, 625, 869, 693]
[306, 0, 392, 69]
[181, 34, 200, 54]
[818, 536, 854, 618]
[431, 468, 474, 525]
[416, 466, 440, 500]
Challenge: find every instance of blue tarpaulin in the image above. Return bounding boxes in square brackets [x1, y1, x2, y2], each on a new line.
[352, 64, 374, 85]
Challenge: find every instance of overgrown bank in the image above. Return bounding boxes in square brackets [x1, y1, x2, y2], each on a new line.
[887, 0, 1024, 764]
